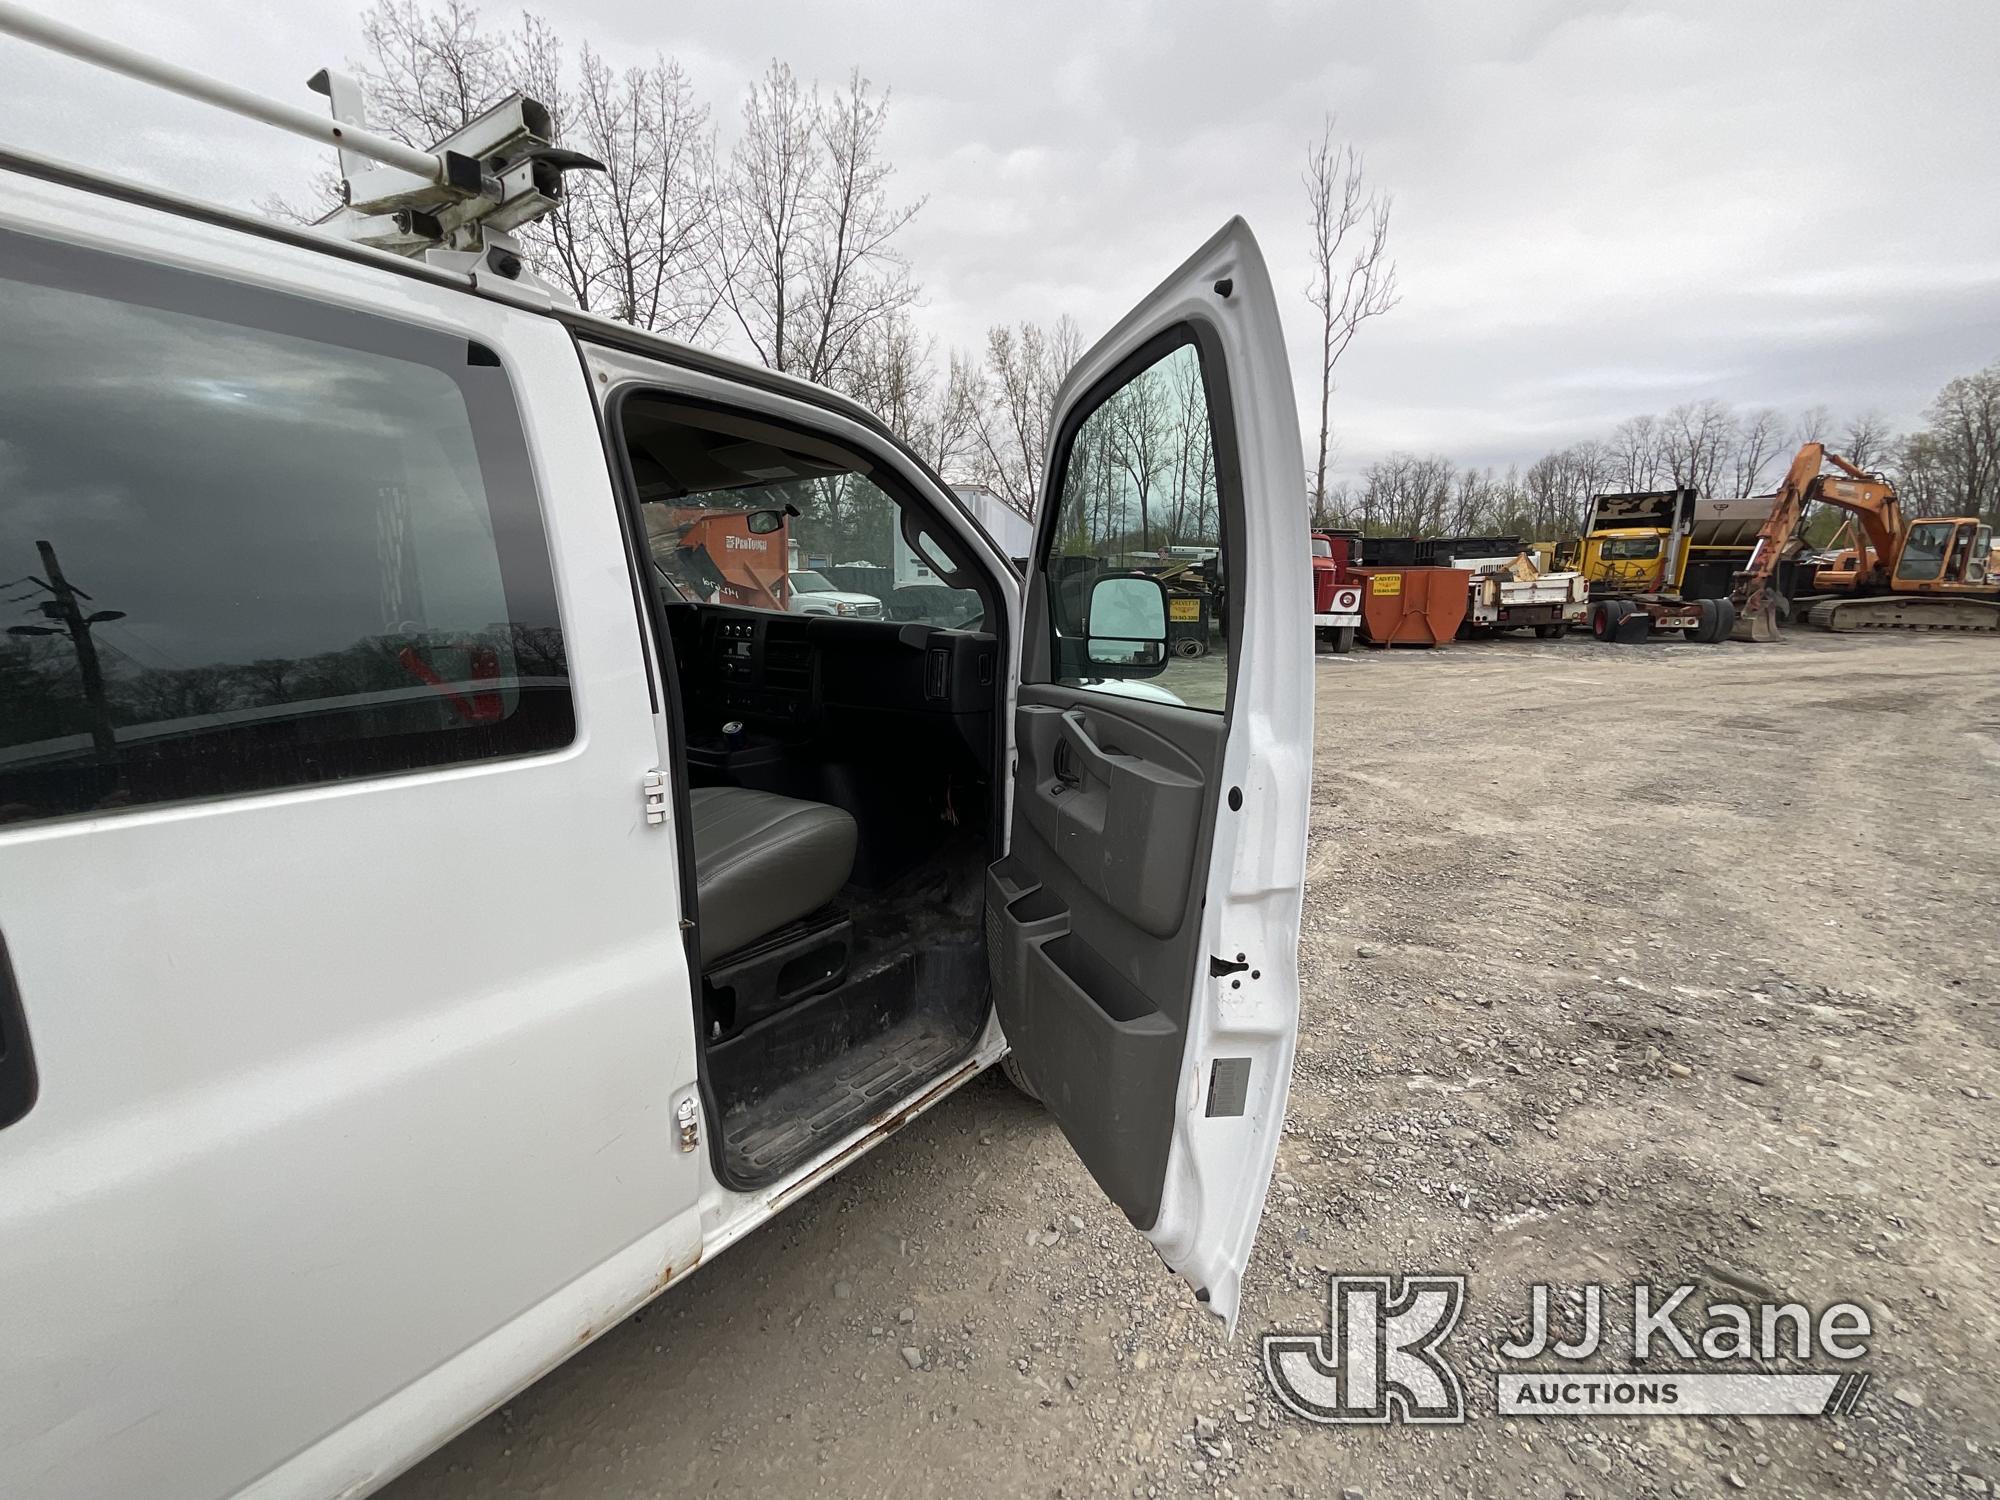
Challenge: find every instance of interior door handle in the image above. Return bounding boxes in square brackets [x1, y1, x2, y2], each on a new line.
[1057, 708, 1125, 778]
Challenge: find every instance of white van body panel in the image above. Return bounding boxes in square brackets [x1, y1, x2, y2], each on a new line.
[0, 171, 705, 1500]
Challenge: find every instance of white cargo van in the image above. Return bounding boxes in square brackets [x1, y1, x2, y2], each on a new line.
[0, 18, 1312, 1499]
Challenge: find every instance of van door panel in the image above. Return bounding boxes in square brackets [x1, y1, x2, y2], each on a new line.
[989, 218, 1311, 1326]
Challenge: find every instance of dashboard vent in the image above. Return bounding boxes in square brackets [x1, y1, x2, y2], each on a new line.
[764, 622, 813, 690]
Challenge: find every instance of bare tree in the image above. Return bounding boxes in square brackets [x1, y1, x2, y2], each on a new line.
[355, 0, 510, 146]
[712, 62, 818, 371]
[506, 25, 716, 335]
[712, 64, 924, 389]
[970, 318, 1084, 517]
[1302, 115, 1398, 515]
[1659, 399, 1736, 496]
[1793, 404, 1831, 447]
[1361, 453, 1453, 534]
[1840, 411, 1892, 472]
[1728, 407, 1784, 496]
[1106, 368, 1174, 552]
[1524, 442, 1611, 535]
[1608, 414, 1663, 491]
[1900, 360, 2000, 523]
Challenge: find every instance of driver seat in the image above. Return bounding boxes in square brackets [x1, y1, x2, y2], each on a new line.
[688, 787, 857, 964]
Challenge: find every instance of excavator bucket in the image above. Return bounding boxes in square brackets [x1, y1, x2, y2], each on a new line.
[1732, 597, 1780, 643]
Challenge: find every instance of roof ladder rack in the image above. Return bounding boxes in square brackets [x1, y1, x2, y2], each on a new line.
[0, 0, 600, 298]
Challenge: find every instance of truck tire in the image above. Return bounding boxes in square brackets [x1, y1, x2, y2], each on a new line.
[1714, 598, 1738, 640]
[1331, 624, 1355, 654]
[1534, 622, 1568, 640]
[1591, 600, 1631, 641]
[1686, 598, 1720, 642]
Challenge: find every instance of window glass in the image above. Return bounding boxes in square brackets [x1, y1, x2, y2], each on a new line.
[0, 233, 570, 828]
[1043, 337, 1226, 712]
[1601, 536, 1661, 560]
[1895, 521, 1954, 581]
[621, 399, 985, 630]
[1310, 537, 1332, 558]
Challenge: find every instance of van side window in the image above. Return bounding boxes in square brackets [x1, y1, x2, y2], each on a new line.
[0, 231, 571, 828]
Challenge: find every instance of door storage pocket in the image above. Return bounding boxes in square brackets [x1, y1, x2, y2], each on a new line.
[984, 860, 1182, 1226]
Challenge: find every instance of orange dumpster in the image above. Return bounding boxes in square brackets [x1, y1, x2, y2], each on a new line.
[1351, 566, 1471, 647]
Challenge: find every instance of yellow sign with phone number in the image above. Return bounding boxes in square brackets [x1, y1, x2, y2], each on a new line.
[1371, 574, 1402, 596]
[1168, 597, 1201, 621]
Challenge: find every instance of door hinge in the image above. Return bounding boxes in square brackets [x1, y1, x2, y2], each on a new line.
[643, 769, 669, 826]
[675, 1096, 700, 1152]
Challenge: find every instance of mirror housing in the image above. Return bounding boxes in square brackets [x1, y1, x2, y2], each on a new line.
[1083, 574, 1170, 678]
[745, 508, 786, 535]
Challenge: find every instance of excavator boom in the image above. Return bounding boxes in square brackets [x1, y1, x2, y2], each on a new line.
[1730, 441, 1996, 639]
[1730, 443, 1906, 641]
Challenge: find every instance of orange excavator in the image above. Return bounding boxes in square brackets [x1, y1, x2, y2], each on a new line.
[1730, 443, 1998, 641]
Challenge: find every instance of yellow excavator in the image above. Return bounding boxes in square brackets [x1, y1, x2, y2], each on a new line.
[1730, 443, 1999, 641]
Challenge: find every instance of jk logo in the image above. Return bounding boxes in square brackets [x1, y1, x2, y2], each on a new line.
[1263, 1274, 1467, 1425]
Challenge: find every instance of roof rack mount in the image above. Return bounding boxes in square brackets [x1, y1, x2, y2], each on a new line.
[0, 1, 600, 296]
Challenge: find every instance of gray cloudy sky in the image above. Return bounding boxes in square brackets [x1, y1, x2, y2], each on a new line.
[3, 0, 1995, 483]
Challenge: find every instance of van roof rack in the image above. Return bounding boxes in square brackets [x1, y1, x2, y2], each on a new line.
[0, 0, 599, 298]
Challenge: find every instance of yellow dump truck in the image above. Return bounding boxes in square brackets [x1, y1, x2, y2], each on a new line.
[1575, 487, 1776, 643]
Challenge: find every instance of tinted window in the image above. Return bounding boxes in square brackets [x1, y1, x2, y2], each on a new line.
[1042, 336, 1227, 712]
[0, 232, 570, 828]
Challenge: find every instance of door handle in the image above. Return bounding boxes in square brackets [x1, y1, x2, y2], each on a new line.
[0, 930, 37, 1131]
[1057, 708, 1126, 778]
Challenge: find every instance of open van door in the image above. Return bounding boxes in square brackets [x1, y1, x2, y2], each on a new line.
[986, 218, 1312, 1327]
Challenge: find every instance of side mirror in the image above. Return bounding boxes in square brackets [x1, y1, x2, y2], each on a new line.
[1084, 574, 1170, 677]
[745, 508, 787, 535]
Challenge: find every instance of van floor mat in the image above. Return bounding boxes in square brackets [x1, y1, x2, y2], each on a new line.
[721, 1016, 968, 1179]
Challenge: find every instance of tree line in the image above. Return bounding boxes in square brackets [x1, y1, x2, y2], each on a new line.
[1311, 362, 2000, 541]
[303, 3, 1995, 549]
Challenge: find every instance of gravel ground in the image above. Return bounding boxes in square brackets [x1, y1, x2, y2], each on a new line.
[385, 631, 1999, 1500]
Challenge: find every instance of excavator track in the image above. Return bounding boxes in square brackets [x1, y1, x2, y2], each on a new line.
[1805, 595, 2000, 633]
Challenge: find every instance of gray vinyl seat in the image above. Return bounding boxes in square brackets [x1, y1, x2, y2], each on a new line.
[688, 786, 857, 964]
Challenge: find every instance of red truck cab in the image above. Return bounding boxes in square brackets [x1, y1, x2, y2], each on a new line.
[1312, 529, 1363, 651]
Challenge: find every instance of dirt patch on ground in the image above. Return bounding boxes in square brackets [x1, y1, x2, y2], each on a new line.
[386, 632, 1999, 1500]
